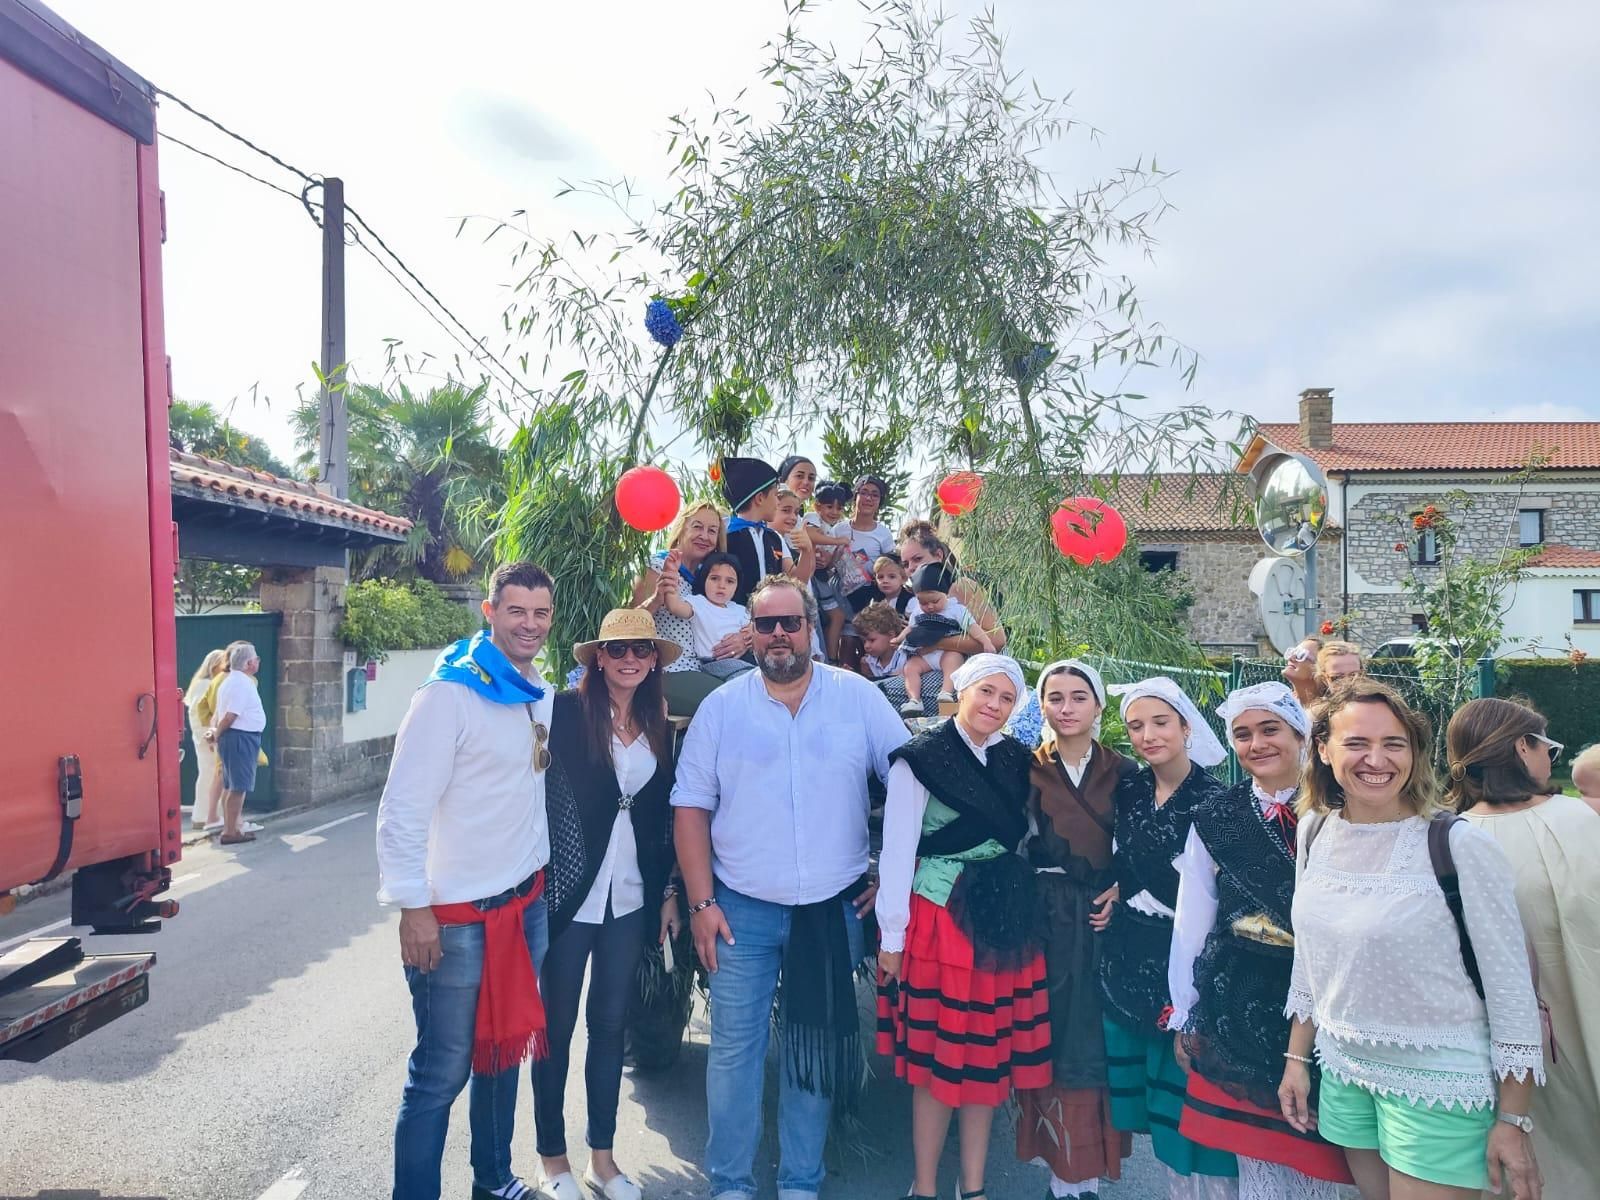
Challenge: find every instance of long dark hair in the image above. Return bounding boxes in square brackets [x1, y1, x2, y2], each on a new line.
[577, 652, 670, 764]
[1445, 697, 1552, 810]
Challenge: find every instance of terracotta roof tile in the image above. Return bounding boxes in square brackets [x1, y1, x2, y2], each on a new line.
[1088, 473, 1255, 533]
[1254, 422, 1600, 472]
[169, 449, 413, 538]
[1525, 543, 1600, 569]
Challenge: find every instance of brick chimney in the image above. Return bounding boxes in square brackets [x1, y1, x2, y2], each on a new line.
[1298, 387, 1334, 449]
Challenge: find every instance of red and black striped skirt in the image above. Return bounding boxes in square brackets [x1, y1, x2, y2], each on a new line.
[876, 893, 1052, 1108]
[1179, 1071, 1353, 1183]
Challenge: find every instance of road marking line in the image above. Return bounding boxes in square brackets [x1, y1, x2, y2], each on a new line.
[300, 811, 368, 836]
[255, 1164, 309, 1200]
[0, 917, 70, 953]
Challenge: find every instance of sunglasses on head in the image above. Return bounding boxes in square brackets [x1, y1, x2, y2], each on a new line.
[602, 640, 658, 660]
[752, 614, 805, 634]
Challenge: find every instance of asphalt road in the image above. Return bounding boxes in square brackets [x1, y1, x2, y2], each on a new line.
[0, 800, 1167, 1200]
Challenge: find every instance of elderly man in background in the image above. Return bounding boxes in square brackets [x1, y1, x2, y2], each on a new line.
[1315, 639, 1364, 690]
[672, 575, 908, 1200]
[211, 641, 267, 846]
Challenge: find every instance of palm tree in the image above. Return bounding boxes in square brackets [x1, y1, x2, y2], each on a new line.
[169, 398, 293, 476]
[292, 380, 504, 583]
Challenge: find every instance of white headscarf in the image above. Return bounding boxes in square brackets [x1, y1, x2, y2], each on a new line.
[1215, 681, 1310, 740]
[949, 653, 1030, 722]
[1108, 676, 1228, 768]
[1035, 658, 1106, 742]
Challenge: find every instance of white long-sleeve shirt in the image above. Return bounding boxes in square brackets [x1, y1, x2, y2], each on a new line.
[1286, 811, 1545, 1109]
[375, 677, 552, 908]
[1167, 782, 1297, 1030]
[876, 721, 1002, 954]
[571, 734, 655, 924]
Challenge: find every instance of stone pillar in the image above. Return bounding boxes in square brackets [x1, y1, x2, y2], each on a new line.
[1298, 387, 1334, 449]
[258, 564, 355, 810]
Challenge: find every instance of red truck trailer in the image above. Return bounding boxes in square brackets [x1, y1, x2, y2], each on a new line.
[0, 0, 182, 1061]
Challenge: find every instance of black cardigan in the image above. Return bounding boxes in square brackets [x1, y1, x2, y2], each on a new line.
[543, 691, 676, 944]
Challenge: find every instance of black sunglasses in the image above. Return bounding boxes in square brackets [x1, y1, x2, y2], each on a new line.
[752, 615, 805, 634]
[602, 640, 658, 660]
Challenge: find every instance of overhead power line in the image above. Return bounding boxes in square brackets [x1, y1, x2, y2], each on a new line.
[150, 84, 538, 405]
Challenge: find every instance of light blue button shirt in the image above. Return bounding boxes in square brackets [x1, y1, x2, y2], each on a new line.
[671, 663, 910, 905]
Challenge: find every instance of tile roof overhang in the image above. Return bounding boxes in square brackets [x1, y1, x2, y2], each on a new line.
[1525, 543, 1600, 571]
[1239, 422, 1600, 475]
[169, 450, 412, 547]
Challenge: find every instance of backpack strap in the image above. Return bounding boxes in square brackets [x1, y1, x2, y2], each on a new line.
[1302, 810, 1329, 865]
[1427, 813, 1486, 1001]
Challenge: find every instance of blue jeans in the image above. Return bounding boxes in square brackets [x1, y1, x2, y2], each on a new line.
[705, 881, 864, 1200]
[393, 893, 549, 1200]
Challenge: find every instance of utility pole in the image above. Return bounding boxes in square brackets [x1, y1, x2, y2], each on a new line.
[317, 177, 347, 498]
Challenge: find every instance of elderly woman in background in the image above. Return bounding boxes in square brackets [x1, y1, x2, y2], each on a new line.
[632, 499, 748, 716]
[1281, 680, 1543, 1200]
[877, 654, 1051, 1200]
[184, 648, 227, 830]
[1449, 697, 1599, 1199]
[1281, 638, 1324, 708]
[1313, 641, 1363, 692]
[1167, 682, 1352, 1200]
[1014, 660, 1135, 1200]
[212, 641, 267, 846]
[1099, 677, 1236, 1199]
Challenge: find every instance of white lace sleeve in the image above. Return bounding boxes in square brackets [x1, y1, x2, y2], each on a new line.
[1167, 825, 1218, 1031]
[876, 759, 929, 955]
[1451, 821, 1546, 1084]
[1285, 817, 1316, 1023]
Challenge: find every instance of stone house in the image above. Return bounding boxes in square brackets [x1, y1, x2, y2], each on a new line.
[1105, 391, 1600, 657]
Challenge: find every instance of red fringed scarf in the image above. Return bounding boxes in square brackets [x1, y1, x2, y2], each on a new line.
[432, 870, 548, 1074]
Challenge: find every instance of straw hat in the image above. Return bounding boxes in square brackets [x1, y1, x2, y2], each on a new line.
[572, 607, 683, 669]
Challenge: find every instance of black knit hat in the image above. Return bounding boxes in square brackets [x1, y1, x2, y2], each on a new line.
[911, 562, 957, 596]
[720, 456, 779, 511]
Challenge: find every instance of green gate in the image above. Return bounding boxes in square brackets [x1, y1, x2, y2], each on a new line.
[176, 613, 282, 812]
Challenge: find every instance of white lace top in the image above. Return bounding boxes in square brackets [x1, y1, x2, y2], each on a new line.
[1286, 811, 1545, 1109]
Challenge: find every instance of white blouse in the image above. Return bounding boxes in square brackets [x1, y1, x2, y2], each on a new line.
[1286, 811, 1545, 1108]
[572, 734, 656, 925]
[1167, 782, 1297, 1030]
[876, 721, 1001, 954]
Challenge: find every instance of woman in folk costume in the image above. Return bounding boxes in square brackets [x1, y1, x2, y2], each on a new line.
[877, 654, 1052, 1200]
[1015, 660, 1135, 1200]
[1098, 677, 1238, 1199]
[1166, 683, 1354, 1200]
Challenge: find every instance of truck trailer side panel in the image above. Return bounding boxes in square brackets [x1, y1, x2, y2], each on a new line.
[0, 52, 168, 887]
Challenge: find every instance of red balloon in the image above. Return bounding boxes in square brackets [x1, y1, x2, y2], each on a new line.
[936, 471, 984, 516]
[1050, 496, 1128, 565]
[615, 465, 682, 532]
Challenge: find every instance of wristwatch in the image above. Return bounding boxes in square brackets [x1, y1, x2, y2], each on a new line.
[1497, 1111, 1534, 1134]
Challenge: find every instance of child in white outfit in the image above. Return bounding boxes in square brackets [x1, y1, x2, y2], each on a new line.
[663, 551, 754, 679]
[893, 561, 994, 714]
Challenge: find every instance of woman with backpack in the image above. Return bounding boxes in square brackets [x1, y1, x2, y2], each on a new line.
[1279, 679, 1545, 1200]
[1450, 697, 1600, 1199]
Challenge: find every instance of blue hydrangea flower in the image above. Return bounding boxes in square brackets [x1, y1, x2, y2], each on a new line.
[644, 298, 684, 347]
[1007, 691, 1043, 749]
[565, 665, 586, 691]
[1006, 342, 1053, 385]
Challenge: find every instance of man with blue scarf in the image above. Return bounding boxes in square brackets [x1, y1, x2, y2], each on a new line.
[378, 561, 557, 1200]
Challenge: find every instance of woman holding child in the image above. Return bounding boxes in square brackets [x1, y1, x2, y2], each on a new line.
[877, 654, 1053, 1200]
[1014, 660, 1135, 1200]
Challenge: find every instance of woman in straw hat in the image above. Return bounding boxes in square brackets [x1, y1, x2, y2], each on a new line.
[532, 608, 682, 1200]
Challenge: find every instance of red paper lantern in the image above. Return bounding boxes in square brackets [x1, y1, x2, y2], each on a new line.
[1050, 496, 1128, 565]
[936, 471, 984, 516]
[615, 465, 681, 532]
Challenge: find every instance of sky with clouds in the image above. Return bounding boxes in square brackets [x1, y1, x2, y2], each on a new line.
[47, 0, 1600, 471]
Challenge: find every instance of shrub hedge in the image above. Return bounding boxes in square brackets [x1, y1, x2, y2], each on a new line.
[339, 579, 481, 663]
[1494, 659, 1600, 754]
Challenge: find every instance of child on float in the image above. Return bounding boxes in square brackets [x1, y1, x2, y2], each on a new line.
[1015, 659, 1136, 1200]
[770, 486, 815, 583]
[877, 654, 1052, 1200]
[804, 480, 853, 661]
[853, 601, 911, 683]
[1166, 682, 1352, 1200]
[892, 562, 996, 717]
[661, 552, 754, 680]
[868, 554, 914, 615]
[720, 456, 784, 605]
[1099, 676, 1238, 1199]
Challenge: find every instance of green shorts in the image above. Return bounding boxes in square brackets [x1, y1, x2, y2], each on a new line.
[1317, 1070, 1493, 1190]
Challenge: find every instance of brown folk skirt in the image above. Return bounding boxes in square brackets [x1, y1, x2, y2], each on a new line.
[1016, 1085, 1130, 1184]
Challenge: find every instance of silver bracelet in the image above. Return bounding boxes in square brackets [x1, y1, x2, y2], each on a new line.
[687, 897, 718, 916]
[1283, 1051, 1313, 1064]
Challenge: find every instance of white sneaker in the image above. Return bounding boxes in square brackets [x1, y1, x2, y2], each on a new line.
[535, 1173, 583, 1200]
[582, 1168, 642, 1200]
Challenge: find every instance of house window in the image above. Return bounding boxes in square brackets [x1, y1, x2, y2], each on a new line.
[1576, 590, 1600, 625]
[1410, 613, 1430, 633]
[1416, 528, 1440, 564]
[1140, 550, 1179, 574]
[1519, 509, 1545, 546]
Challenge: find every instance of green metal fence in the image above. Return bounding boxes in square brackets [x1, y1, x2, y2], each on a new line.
[176, 613, 282, 812]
